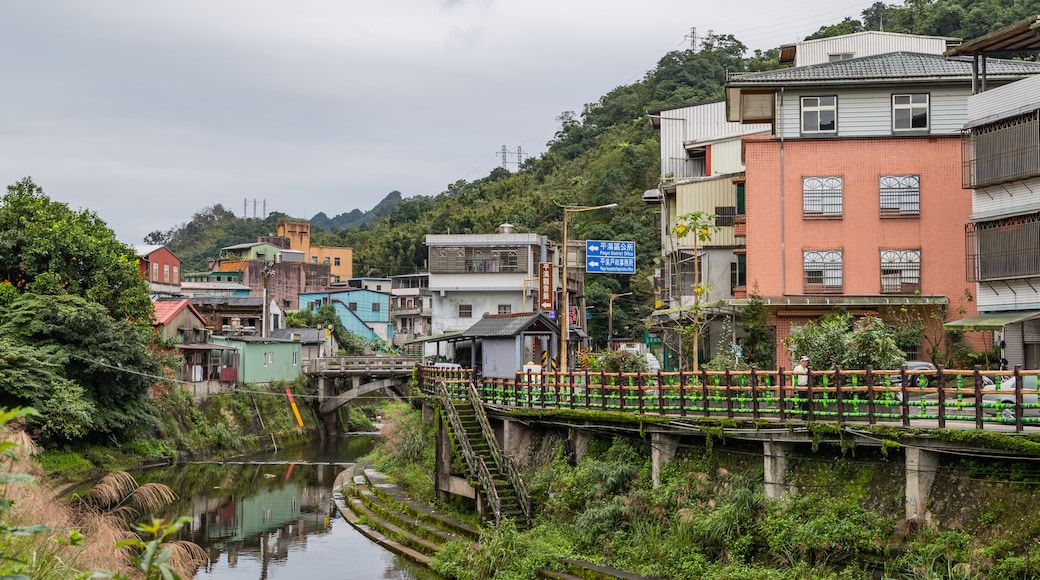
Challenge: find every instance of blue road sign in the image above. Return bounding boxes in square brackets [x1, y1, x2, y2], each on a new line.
[586, 240, 636, 274]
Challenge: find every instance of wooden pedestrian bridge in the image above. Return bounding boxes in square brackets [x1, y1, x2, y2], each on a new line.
[417, 364, 1040, 432]
[415, 363, 1040, 529]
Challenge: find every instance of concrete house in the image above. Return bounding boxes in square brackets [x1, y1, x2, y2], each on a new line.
[425, 225, 556, 363]
[725, 41, 1040, 366]
[136, 245, 181, 295]
[944, 17, 1040, 369]
[299, 288, 391, 343]
[209, 335, 302, 384]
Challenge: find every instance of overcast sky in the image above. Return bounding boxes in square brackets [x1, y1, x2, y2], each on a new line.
[1, 1, 878, 244]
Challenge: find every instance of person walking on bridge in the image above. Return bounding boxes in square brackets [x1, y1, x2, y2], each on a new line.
[793, 355, 810, 412]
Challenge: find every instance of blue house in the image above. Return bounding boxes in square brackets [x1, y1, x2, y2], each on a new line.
[300, 289, 392, 343]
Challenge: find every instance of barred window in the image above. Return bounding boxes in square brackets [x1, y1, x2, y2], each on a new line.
[880, 249, 921, 293]
[498, 304, 511, 315]
[715, 206, 737, 226]
[803, 176, 843, 218]
[459, 304, 473, 318]
[803, 250, 843, 293]
[967, 213, 1040, 282]
[879, 175, 920, 217]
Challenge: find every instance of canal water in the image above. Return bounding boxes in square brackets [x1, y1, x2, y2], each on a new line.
[135, 435, 443, 579]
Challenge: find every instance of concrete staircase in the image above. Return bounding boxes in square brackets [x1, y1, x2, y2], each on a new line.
[333, 463, 663, 580]
[451, 399, 528, 525]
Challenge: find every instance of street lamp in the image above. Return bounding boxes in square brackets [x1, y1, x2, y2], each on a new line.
[558, 202, 617, 371]
[608, 292, 632, 350]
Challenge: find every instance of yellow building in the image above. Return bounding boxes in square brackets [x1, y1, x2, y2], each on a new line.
[276, 221, 353, 283]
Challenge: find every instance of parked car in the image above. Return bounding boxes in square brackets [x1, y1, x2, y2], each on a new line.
[982, 375, 1039, 420]
[903, 360, 937, 388]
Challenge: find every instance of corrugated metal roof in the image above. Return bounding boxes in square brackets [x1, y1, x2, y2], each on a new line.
[727, 52, 1040, 86]
[946, 15, 1040, 56]
[463, 312, 558, 338]
[270, 328, 324, 342]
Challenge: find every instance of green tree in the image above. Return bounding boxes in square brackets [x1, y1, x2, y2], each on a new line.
[0, 178, 153, 323]
[786, 313, 905, 371]
[673, 212, 721, 371]
[739, 290, 775, 370]
[0, 293, 173, 442]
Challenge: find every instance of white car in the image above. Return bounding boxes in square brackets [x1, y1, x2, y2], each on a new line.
[982, 375, 1039, 419]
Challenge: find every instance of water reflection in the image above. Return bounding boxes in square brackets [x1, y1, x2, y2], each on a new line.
[136, 435, 441, 579]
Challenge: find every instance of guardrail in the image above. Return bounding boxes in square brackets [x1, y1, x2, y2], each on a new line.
[417, 365, 1040, 432]
[304, 356, 419, 375]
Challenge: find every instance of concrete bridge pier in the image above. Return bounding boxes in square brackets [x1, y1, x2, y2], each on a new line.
[763, 441, 794, 499]
[905, 447, 939, 523]
[651, 432, 680, 488]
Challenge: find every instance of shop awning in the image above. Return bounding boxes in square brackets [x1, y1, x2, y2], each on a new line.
[943, 310, 1040, 331]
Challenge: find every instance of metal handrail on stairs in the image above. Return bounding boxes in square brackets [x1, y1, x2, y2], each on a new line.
[435, 379, 504, 528]
[465, 381, 532, 527]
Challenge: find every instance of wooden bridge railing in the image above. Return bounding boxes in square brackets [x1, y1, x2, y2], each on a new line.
[417, 365, 1040, 432]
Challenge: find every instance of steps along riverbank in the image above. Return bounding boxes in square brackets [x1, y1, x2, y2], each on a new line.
[332, 463, 663, 580]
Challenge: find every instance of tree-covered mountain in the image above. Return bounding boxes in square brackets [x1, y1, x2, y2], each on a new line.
[159, 0, 1040, 345]
[310, 191, 404, 231]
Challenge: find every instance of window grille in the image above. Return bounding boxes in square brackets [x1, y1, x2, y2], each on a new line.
[803, 176, 843, 218]
[803, 250, 843, 293]
[880, 249, 921, 293]
[961, 110, 1040, 188]
[966, 213, 1040, 282]
[879, 175, 920, 217]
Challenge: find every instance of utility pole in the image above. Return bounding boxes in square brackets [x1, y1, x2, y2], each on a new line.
[261, 262, 276, 337]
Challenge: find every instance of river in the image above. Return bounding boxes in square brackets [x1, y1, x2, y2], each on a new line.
[135, 435, 443, 580]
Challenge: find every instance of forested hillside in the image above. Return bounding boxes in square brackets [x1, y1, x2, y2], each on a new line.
[162, 0, 1040, 345]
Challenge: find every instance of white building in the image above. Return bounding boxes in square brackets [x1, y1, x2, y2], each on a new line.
[426, 225, 554, 361]
[945, 17, 1040, 369]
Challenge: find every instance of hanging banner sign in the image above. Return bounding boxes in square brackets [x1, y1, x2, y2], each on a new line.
[538, 262, 554, 310]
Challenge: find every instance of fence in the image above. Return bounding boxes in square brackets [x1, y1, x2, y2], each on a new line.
[417, 365, 1040, 432]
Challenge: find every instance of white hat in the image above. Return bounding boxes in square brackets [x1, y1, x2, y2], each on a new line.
[800, 356, 809, 361]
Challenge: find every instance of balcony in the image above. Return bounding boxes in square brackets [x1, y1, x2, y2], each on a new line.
[961, 110, 1040, 188]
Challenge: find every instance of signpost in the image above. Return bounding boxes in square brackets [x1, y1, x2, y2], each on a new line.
[538, 262, 554, 310]
[585, 240, 636, 274]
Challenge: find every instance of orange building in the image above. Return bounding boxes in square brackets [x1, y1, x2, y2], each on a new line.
[275, 221, 353, 283]
[726, 47, 1040, 367]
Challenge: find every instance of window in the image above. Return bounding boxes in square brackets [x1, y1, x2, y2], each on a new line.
[163, 264, 170, 283]
[292, 351, 300, 366]
[151, 263, 159, 281]
[967, 213, 1040, 282]
[736, 182, 746, 216]
[828, 52, 854, 62]
[264, 352, 274, 367]
[880, 249, 921, 293]
[715, 206, 737, 226]
[803, 176, 843, 218]
[961, 110, 1040, 188]
[348, 302, 358, 311]
[801, 96, 836, 134]
[311, 256, 318, 264]
[372, 303, 380, 312]
[334, 257, 341, 266]
[893, 94, 928, 131]
[879, 175, 921, 217]
[173, 266, 179, 283]
[803, 250, 843, 293]
[376, 285, 382, 291]
[730, 254, 747, 290]
[498, 305, 511, 315]
[459, 304, 473, 318]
